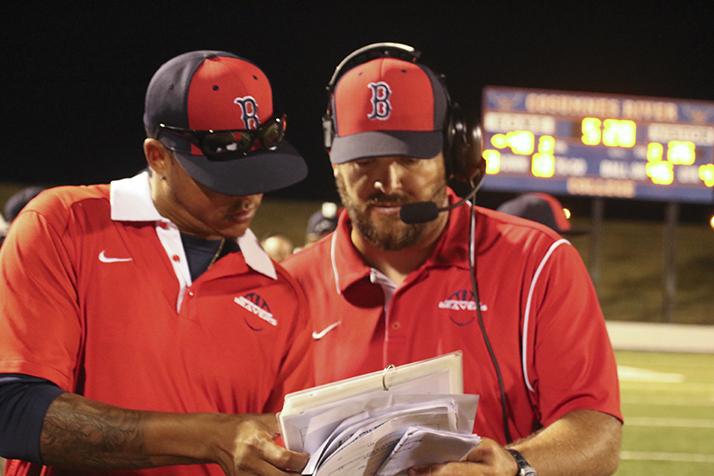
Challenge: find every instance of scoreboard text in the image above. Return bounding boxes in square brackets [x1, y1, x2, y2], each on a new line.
[481, 87, 714, 203]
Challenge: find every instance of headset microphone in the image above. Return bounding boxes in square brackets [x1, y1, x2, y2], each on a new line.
[399, 179, 483, 224]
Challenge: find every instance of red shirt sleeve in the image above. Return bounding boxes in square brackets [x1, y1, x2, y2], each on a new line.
[0, 206, 82, 391]
[527, 242, 622, 426]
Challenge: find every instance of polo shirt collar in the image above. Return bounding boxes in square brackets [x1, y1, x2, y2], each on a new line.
[109, 171, 276, 280]
[330, 188, 472, 294]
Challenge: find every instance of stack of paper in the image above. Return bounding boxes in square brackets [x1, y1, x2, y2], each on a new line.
[278, 352, 481, 476]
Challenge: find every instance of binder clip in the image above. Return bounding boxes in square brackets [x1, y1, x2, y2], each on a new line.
[382, 364, 395, 391]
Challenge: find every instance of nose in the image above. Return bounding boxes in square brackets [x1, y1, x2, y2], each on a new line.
[374, 159, 404, 193]
[236, 194, 261, 209]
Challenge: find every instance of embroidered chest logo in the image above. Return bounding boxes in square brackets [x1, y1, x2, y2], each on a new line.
[367, 81, 392, 120]
[437, 289, 488, 327]
[234, 292, 276, 331]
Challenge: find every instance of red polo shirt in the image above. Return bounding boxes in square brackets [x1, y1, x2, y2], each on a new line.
[0, 173, 312, 476]
[283, 190, 621, 444]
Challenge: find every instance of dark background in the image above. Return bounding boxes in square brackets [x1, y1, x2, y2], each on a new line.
[3, 1, 713, 222]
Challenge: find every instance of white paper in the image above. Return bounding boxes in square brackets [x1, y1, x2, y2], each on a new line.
[375, 426, 481, 476]
[314, 408, 455, 475]
[300, 394, 478, 475]
[280, 352, 464, 452]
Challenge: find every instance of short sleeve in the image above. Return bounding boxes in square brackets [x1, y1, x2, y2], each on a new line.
[528, 242, 622, 426]
[0, 208, 82, 391]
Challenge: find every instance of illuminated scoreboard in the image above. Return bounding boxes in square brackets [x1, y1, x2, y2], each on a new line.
[480, 86, 714, 203]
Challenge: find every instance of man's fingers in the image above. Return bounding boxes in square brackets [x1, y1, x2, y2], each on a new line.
[259, 437, 309, 472]
[463, 437, 498, 463]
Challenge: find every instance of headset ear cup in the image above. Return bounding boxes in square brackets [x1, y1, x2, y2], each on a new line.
[322, 112, 333, 150]
[451, 121, 485, 185]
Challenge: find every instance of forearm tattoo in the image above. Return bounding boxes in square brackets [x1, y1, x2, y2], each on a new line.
[40, 393, 152, 469]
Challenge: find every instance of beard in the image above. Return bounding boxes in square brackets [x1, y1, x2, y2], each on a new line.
[335, 174, 447, 251]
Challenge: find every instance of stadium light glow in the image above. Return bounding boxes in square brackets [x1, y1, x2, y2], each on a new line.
[482, 149, 501, 174]
[647, 142, 664, 162]
[507, 131, 535, 155]
[491, 133, 508, 149]
[668, 141, 696, 165]
[699, 164, 714, 187]
[646, 161, 674, 185]
[532, 153, 555, 178]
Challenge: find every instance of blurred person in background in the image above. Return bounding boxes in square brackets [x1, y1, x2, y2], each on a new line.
[0, 186, 47, 249]
[261, 233, 295, 262]
[3, 186, 47, 226]
[304, 201, 339, 246]
[496, 192, 589, 236]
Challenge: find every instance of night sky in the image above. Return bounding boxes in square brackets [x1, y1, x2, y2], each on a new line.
[3, 2, 713, 220]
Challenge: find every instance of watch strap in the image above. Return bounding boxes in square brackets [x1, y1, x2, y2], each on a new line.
[506, 448, 537, 476]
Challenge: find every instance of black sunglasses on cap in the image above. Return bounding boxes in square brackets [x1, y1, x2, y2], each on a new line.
[157, 114, 287, 160]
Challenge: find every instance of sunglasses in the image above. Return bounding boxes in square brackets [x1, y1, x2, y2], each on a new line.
[158, 114, 287, 159]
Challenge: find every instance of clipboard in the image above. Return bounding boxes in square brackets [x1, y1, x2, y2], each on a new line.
[278, 351, 464, 451]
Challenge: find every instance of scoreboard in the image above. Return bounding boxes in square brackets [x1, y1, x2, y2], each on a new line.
[480, 86, 714, 204]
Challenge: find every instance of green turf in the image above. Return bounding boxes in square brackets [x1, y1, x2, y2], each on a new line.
[615, 351, 714, 475]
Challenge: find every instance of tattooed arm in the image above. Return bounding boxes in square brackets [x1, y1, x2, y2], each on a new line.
[41, 393, 308, 475]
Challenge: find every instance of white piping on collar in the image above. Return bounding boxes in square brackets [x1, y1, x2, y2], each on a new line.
[330, 231, 341, 295]
[109, 171, 276, 280]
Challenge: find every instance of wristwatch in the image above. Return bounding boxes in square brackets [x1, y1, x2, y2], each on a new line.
[506, 449, 537, 476]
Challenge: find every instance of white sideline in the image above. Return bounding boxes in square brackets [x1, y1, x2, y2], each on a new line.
[621, 451, 714, 463]
[606, 321, 714, 354]
[625, 417, 714, 428]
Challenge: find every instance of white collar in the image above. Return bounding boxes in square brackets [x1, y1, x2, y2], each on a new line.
[109, 171, 277, 280]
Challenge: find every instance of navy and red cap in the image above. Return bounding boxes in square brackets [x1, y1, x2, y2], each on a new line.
[329, 57, 449, 164]
[143, 50, 307, 196]
[497, 192, 589, 235]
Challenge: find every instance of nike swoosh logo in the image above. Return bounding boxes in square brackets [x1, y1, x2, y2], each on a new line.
[312, 321, 341, 340]
[98, 250, 133, 263]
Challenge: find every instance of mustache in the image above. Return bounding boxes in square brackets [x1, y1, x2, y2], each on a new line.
[226, 199, 259, 214]
[365, 193, 411, 206]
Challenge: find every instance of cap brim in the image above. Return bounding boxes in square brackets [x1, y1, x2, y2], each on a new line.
[174, 141, 307, 196]
[329, 130, 443, 164]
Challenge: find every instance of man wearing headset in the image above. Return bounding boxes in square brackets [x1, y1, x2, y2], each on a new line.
[0, 50, 312, 475]
[283, 44, 622, 476]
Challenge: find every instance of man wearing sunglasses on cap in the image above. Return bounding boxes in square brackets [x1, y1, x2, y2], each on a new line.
[0, 50, 312, 476]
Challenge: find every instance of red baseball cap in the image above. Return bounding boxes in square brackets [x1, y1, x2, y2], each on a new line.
[144, 50, 307, 196]
[329, 57, 448, 164]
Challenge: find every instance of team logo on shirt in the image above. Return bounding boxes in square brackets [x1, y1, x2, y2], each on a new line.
[234, 292, 277, 331]
[437, 289, 488, 327]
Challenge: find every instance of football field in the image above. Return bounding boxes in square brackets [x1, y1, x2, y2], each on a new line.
[616, 351, 714, 475]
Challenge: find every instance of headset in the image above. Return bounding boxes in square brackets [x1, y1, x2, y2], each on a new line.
[324, 43, 516, 443]
[321, 42, 485, 186]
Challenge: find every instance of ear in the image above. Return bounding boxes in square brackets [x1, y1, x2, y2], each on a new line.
[144, 138, 173, 177]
